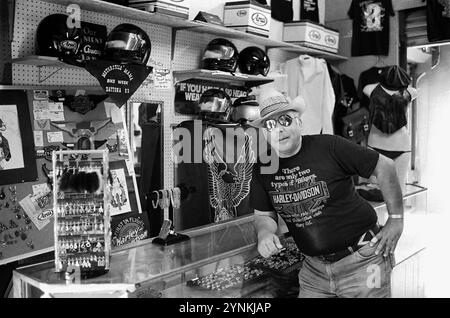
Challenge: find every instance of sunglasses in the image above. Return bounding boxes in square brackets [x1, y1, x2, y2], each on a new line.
[263, 114, 299, 132]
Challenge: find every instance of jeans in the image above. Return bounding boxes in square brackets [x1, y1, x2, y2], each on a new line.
[298, 243, 395, 298]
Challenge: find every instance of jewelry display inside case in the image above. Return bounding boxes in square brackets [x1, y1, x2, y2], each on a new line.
[53, 150, 111, 278]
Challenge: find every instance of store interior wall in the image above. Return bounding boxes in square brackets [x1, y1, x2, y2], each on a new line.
[414, 45, 450, 215]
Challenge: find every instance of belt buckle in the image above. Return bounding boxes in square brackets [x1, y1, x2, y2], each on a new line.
[321, 252, 338, 263]
[357, 226, 379, 247]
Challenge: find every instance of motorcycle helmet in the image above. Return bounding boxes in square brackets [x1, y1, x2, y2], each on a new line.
[104, 23, 151, 65]
[36, 14, 82, 64]
[238, 47, 270, 76]
[202, 38, 238, 73]
[231, 95, 261, 124]
[198, 89, 233, 123]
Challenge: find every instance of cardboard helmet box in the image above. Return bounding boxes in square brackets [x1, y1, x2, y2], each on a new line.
[128, 0, 189, 19]
[283, 21, 339, 53]
[224, 0, 271, 38]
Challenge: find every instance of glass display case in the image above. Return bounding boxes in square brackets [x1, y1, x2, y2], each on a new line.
[12, 216, 301, 298]
[12, 184, 427, 298]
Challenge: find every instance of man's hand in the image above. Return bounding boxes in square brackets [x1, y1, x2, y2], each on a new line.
[370, 218, 404, 257]
[257, 232, 284, 259]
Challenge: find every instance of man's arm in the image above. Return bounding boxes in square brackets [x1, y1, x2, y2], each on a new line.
[370, 155, 404, 257]
[254, 211, 283, 258]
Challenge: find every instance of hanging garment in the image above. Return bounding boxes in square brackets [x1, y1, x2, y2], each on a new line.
[174, 121, 256, 231]
[427, 0, 450, 42]
[357, 66, 388, 110]
[301, 0, 320, 22]
[327, 64, 360, 138]
[285, 55, 335, 135]
[348, 0, 395, 56]
[140, 122, 162, 237]
[271, 0, 293, 22]
[369, 84, 411, 134]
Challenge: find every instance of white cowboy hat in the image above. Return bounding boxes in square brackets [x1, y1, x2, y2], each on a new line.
[249, 88, 307, 128]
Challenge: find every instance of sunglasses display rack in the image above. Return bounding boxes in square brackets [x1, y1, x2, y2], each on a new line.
[52, 149, 111, 278]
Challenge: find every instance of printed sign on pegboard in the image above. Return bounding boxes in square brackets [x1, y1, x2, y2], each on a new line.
[174, 79, 250, 115]
[85, 60, 153, 107]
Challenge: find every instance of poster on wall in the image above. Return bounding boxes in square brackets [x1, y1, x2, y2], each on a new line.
[0, 105, 25, 170]
[110, 168, 132, 216]
[0, 90, 38, 186]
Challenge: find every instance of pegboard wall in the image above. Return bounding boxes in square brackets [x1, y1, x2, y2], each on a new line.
[9, 0, 328, 241]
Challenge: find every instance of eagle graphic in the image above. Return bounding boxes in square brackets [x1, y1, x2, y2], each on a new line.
[203, 128, 255, 223]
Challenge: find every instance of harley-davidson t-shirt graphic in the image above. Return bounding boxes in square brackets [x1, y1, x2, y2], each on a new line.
[269, 168, 329, 229]
[348, 0, 394, 56]
[251, 135, 380, 256]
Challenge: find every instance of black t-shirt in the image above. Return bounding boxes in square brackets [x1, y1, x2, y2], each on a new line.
[250, 135, 379, 256]
[348, 0, 395, 56]
[301, 0, 320, 22]
[427, 0, 450, 42]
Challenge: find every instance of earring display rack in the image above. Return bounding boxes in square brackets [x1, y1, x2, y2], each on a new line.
[52, 149, 111, 277]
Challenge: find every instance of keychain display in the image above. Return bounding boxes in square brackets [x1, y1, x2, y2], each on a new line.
[53, 149, 111, 277]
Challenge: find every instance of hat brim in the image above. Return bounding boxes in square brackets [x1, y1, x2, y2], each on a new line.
[249, 100, 306, 128]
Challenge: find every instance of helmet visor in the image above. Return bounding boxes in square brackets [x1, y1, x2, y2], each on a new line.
[203, 44, 235, 61]
[199, 97, 231, 113]
[106, 32, 148, 51]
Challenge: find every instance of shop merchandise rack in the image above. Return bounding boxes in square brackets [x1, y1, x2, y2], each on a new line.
[52, 150, 111, 277]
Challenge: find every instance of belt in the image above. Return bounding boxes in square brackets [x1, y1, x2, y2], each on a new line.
[315, 224, 381, 263]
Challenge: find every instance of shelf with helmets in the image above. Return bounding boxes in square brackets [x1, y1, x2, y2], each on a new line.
[173, 69, 274, 88]
[177, 41, 274, 88]
[12, 56, 82, 69]
[33, 0, 348, 62]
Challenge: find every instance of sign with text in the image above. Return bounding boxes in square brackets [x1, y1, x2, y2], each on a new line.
[174, 79, 249, 115]
[111, 214, 149, 248]
[85, 60, 153, 107]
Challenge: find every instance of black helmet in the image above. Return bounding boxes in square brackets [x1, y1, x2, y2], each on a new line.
[198, 89, 233, 123]
[36, 14, 82, 65]
[238, 46, 270, 76]
[231, 95, 261, 124]
[202, 38, 238, 73]
[104, 23, 151, 65]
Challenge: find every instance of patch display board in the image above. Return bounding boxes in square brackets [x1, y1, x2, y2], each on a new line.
[0, 88, 144, 265]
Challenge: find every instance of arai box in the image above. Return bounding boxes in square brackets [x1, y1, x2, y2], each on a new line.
[128, 0, 189, 19]
[283, 20, 339, 53]
[223, 0, 271, 38]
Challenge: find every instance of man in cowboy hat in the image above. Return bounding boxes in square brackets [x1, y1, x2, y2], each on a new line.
[249, 88, 404, 298]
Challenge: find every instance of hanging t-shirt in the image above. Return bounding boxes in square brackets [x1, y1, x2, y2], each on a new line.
[348, 0, 395, 56]
[250, 135, 379, 256]
[427, 0, 450, 42]
[301, 0, 319, 22]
